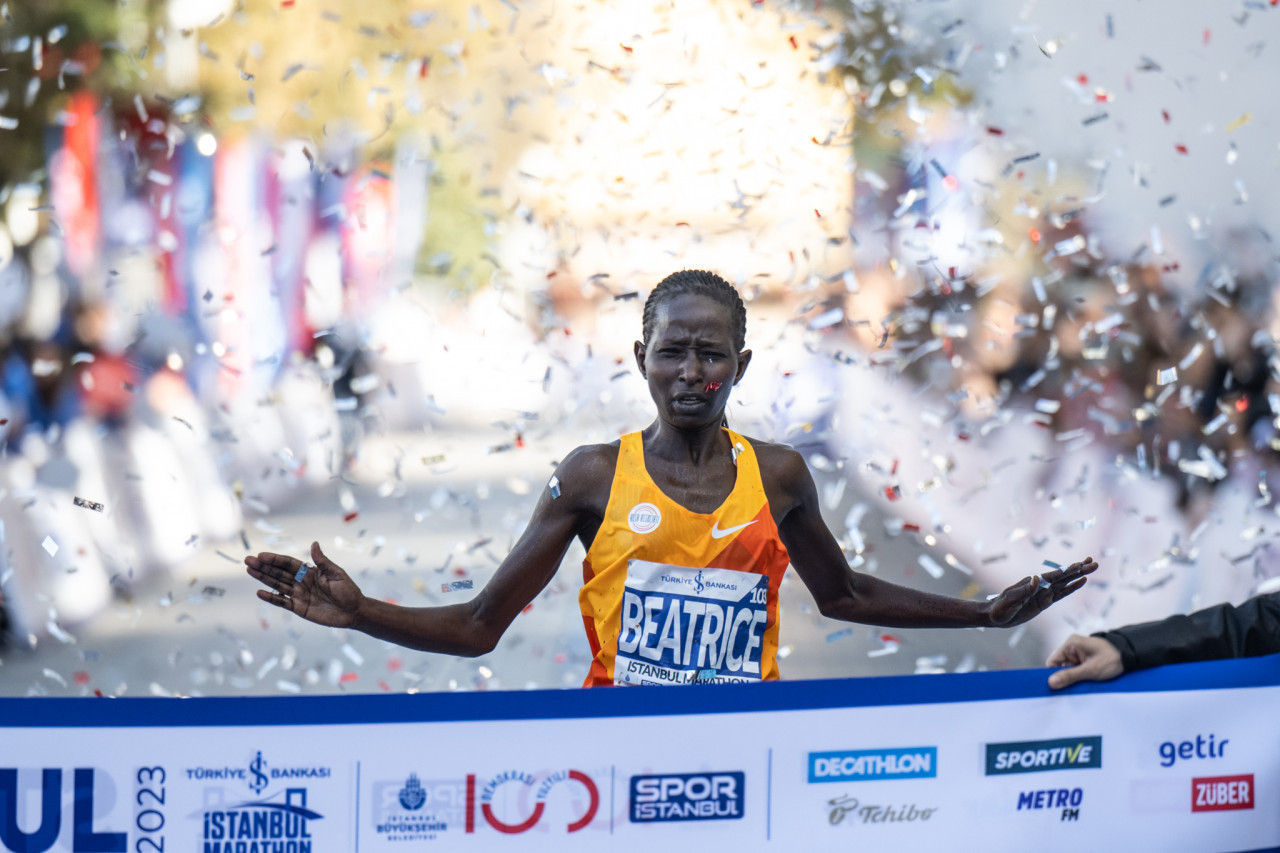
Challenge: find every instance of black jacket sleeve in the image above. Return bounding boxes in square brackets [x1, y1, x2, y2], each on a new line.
[1096, 592, 1280, 673]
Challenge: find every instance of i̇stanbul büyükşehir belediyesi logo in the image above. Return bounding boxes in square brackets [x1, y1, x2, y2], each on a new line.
[399, 774, 427, 811]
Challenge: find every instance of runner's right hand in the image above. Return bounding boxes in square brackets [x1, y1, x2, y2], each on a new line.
[246, 540, 363, 628]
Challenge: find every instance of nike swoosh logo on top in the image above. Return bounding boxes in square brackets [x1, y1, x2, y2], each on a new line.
[711, 520, 757, 539]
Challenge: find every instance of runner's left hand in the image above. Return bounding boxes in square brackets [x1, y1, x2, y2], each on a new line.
[985, 557, 1098, 628]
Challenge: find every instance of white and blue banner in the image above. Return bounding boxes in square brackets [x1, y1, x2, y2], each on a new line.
[1, 654, 1278, 852]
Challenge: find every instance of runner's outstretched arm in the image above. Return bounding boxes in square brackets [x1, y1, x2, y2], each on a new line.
[764, 446, 1096, 629]
[245, 447, 605, 656]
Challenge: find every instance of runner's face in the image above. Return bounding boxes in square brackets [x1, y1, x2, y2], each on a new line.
[634, 293, 751, 429]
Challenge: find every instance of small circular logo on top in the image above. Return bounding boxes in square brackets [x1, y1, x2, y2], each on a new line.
[628, 502, 662, 534]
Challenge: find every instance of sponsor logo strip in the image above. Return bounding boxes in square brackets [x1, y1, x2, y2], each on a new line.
[1017, 788, 1083, 810]
[985, 736, 1102, 775]
[827, 796, 938, 825]
[808, 748, 937, 783]
[1160, 733, 1227, 767]
[630, 772, 745, 823]
[1192, 774, 1254, 812]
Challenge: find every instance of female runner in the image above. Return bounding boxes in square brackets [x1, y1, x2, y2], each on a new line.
[246, 269, 1097, 686]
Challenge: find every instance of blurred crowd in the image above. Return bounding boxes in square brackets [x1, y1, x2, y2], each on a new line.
[0, 92, 434, 645]
[801, 113, 1280, 530]
[918, 224, 1280, 520]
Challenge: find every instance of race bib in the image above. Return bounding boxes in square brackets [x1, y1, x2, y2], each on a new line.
[614, 560, 769, 686]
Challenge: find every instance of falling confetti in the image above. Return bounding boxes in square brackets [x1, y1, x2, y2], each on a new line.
[917, 555, 945, 580]
[1224, 113, 1252, 133]
[0, 0, 1270, 703]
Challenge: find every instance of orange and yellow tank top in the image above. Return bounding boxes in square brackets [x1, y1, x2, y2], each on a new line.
[579, 429, 791, 687]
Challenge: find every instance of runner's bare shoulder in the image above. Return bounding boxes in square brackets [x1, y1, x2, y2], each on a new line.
[743, 437, 812, 509]
[551, 441, 621, 512]
[743, 437, 807, 478]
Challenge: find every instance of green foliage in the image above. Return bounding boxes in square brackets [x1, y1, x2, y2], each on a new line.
[415, 145, 500, 291]
[828, 2, 973, 110]
[0, 0, 134, 185]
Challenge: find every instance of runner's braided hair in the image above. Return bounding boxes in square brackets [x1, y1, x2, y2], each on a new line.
[641, 270, 747, 352]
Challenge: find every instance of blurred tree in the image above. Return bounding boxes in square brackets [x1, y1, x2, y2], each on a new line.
[0, 0, 138, 187]
[143, 0, 557, 288]
[824, 2, 973, 184]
